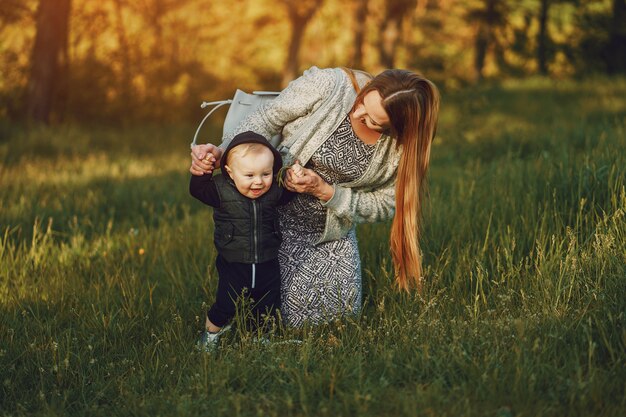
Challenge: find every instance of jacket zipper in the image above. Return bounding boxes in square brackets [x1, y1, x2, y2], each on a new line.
[252, 200, 259, 263]
[252, 200, 258, 288]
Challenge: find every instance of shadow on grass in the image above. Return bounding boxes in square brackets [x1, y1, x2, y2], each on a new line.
[0, 122, 224, 167]
[437, 83, 626, 164]
[0, 166, 217, 245]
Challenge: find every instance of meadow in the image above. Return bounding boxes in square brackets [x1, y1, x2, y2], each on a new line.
[0, 78, 624, 416]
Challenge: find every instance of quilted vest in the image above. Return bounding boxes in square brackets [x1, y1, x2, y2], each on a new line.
[212, 174, 282, 264]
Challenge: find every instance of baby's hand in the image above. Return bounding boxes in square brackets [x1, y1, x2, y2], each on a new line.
[202, 155, 216, 170]
[190, 143, 221, 175]
[291, 161, 305, 177]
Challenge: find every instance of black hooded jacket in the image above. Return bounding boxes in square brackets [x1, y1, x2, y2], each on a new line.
[190, 131, 294, 263]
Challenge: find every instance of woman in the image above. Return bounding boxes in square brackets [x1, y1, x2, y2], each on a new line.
[190, 66, 440, 327]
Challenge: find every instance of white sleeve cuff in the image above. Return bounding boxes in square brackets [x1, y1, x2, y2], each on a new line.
[321, 184, 349, 212]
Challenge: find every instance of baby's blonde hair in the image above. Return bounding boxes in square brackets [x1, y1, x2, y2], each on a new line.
[226, 143, 273, 165]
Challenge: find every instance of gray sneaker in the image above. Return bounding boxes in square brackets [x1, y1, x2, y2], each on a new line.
[196, 325, 231, 353]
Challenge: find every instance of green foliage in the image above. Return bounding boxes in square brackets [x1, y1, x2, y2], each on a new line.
[2, 0, 626, 124]
[1, 79, 625, 416]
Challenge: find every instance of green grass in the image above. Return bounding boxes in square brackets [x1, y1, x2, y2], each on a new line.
[1, 79, 625, 416]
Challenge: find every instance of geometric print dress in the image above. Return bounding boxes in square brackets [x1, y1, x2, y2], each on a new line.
[278, 115, 377, 327]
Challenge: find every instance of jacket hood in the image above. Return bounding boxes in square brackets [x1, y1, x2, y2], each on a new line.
[220, 131, 283, 179]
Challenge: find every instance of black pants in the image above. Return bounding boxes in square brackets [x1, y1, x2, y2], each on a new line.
[207, 254, 281, 329]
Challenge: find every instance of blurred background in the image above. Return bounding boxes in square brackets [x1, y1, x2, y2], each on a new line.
[1, 0, 625, 126]
[0, 5, 624, 414]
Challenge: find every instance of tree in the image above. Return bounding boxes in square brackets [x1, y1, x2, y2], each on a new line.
[279, 0, 325, 87]
[536, 0, 572, 76]
[112, 0, 133, 119]
[572, 0, 624, 74]
[537, 0, 550, 75]
[26, 0, 72, 123]
[0, 0, 32, 25]
[606, 0, 626, 73]
[378, 0, 417, 68]
[351, 0, 369, 69]
[466, 0, 508, 81]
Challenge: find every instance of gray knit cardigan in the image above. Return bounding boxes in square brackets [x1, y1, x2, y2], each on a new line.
[220, 66, 403, 244]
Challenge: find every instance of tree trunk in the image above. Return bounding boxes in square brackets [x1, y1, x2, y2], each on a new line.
[26, 0, 71, 124]
[378, 16, 402, 68]
[537, 0, 550, 75]
[283, 16, 307, 86]
[281, 0, 324, 87]
[474, 25, 488, 81]
[113, 0, 133, 117]
[351, 0, 368, 69]
[377, 0, 417, 69]
[471, 0, 502, 82]
[607, 0, 626, 74]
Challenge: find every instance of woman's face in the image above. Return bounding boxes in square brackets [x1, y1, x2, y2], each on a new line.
[352, 90, 391, 133]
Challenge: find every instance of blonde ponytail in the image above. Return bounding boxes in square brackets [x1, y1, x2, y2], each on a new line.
[390, 79, 439, 291]
[356, 71, 440, 291]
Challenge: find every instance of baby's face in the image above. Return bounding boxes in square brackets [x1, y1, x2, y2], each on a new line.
[224, 148, 274, 199]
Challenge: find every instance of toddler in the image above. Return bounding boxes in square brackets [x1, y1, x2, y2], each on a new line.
[189, 131, 293, 351]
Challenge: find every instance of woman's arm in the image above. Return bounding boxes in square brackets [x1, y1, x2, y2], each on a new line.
[322, 179, 396, 225]
[191, 67, 336, 175]
[284, 165, 395, 225]
[221, 66, 337, 149]
[191, 67, 340, 176]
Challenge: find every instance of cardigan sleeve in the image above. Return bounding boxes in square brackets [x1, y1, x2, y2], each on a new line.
[320, 177, 396, 232]
[220, 66, 337, 149]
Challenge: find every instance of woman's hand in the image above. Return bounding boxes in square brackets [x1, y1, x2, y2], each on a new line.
[285, 163, 335, 202]
[190, 144, 223, 176]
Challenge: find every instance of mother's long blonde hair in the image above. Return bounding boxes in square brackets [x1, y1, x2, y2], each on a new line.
[353, 70, 440, 291]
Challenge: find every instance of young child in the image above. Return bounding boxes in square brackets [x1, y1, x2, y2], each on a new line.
[189, 131, 293, 351]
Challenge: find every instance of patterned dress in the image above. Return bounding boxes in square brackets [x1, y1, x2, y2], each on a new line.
[278, 115, 377, 327]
